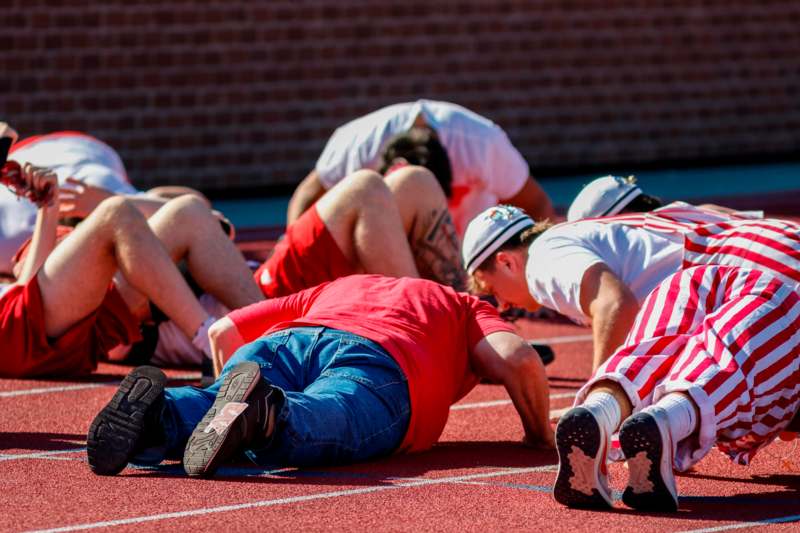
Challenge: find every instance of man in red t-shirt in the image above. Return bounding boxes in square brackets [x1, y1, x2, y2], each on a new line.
[87, 275, 554, 477]
[255, 165, 466, 298]
[0, 127, 262, 378]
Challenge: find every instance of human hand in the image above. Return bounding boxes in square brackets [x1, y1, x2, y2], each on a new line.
[58, 177, 113, 218]
[1, 162, 57, 206]
[522, 427, 556, 450]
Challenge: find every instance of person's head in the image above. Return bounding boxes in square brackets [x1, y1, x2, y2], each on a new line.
[379, 126, 452, 197]
[462, 205, 551, 311]
[567, 175, 663, 221]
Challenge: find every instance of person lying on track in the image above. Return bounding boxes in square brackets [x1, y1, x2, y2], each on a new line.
[286, 99, 555, 234]
[86, 274, 555, 477]
[0, 126, 210, 276]
[553, 264, 800, 512]
[0, 155, 262, 379]
[461, 203, 796, 370]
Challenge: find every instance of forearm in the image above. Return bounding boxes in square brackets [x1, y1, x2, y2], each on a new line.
[16, 204, 59, 284]
[287, 171, 326, 224]
[590, 299, 639, 370]
[505, 355, 553, 446]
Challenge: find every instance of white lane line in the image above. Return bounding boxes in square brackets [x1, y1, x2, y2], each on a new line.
[679, 514, 800, 533]
[0, 374, 200, 398]
[0, 383, 107, 398]
[451, 392, 575, 411]
[25, 465, 558, 533]
[0, 448, 86, 461]
[527, 334, 592, 345]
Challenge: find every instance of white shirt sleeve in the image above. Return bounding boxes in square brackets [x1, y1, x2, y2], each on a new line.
[525, 225, 606, 325]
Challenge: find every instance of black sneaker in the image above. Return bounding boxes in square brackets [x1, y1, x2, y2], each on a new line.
[553, 406, 613, 508]
[528, 343, 555, 366]
[183, 361, 277, 478]
[619, 409, 678, 512]
[87, 366, 166, 476]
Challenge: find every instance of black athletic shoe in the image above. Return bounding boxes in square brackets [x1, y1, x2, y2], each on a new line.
[553, 406, 613, 508]
[183, 361, 277, 478]
[87, 366, 166, 476]
[528, 343, 555, 366]
[619, 409, 678, 512]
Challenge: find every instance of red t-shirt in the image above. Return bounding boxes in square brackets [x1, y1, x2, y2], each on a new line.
[228, 274, 514, 452]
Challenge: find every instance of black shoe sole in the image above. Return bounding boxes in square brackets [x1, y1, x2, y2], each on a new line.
[553, 407, 612, 508]
[87, 366, 166, 476]
[528, 343, 555, 366]
[619, 412, 678, 512]
[183, 361, 262, 478]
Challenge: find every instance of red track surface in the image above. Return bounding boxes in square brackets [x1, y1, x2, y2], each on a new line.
[3, 233, 800, 532]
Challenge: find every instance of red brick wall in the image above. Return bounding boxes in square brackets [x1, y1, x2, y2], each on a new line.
[3, 1, 800, 192]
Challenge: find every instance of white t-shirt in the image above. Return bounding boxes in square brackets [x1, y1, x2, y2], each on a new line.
[315, 100, 530, 234]
[0, 133, 140, 274]
[525, 221, 684, 325]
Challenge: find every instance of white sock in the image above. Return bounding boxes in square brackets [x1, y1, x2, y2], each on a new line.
[583, 391, 622, 435]
[651, 393, 698, 443]
[191, 316, 217, 359]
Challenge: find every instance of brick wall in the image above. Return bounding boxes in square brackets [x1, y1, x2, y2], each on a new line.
[3, 1, 800, 193]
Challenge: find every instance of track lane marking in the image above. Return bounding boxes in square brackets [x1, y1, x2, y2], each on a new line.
[0, 448, 86, 461]
[0, 374, 200, 398]
[24, 465, 559, 533]
[527, 334, 593, 345]
[679, 514, 800, 533]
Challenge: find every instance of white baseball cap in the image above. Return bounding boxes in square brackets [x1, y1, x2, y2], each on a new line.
[462, 205, 534, 274]
[567, 175, 643, 221]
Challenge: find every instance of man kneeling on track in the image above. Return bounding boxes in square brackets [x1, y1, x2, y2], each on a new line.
[87, 274, 554, 477]
[0, 125, 262, 379]
[553, 264, 800, 512]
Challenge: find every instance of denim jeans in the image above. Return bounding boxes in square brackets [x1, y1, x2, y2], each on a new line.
[157, 327, 411, 467]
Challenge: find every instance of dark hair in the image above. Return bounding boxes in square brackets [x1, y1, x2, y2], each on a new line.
[620, 193, 663, 214]
[379, 126, 453, 197]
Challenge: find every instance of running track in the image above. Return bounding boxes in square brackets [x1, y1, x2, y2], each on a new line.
[3, 228, 800, 532]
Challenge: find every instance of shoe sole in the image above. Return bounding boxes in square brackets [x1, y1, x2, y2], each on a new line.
[87, 366, 166, 476]
[183, 361, 261, 477]
[553, 407, 613, 508]
[619, 412, 678, 512]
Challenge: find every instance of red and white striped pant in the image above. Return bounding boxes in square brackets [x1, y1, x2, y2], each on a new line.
[577, 264, 800, 470]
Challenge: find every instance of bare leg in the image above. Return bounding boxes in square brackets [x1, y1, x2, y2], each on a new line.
[384, 166, 466, 291]
[316, 170, 419, 278]
[144, 195, 262, 310]
[37, 197, 208, 339]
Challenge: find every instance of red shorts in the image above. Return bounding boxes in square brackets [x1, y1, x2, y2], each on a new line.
[254, 205, 356, 298]
[0, 276, 141, 378]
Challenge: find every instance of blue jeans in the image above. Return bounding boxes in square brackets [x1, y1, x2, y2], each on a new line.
[157, 327, 410, 467]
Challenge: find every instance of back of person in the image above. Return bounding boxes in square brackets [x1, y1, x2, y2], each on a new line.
[316, 100, 529, 234]
[239, 274, 512, 450]
[9, 131, 136, 195]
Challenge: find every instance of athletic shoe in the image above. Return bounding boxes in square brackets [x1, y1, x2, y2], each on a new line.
[553, 406, 613, 508]
[528, 342, 555, 366]
[619, 408, 678, 512]
[183, 361, 278, 478]
[87, 366, 166, 476]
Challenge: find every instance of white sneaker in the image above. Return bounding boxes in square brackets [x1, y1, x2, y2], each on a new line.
[619, 408, 679, 512]
[553, 406, 613, 508]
